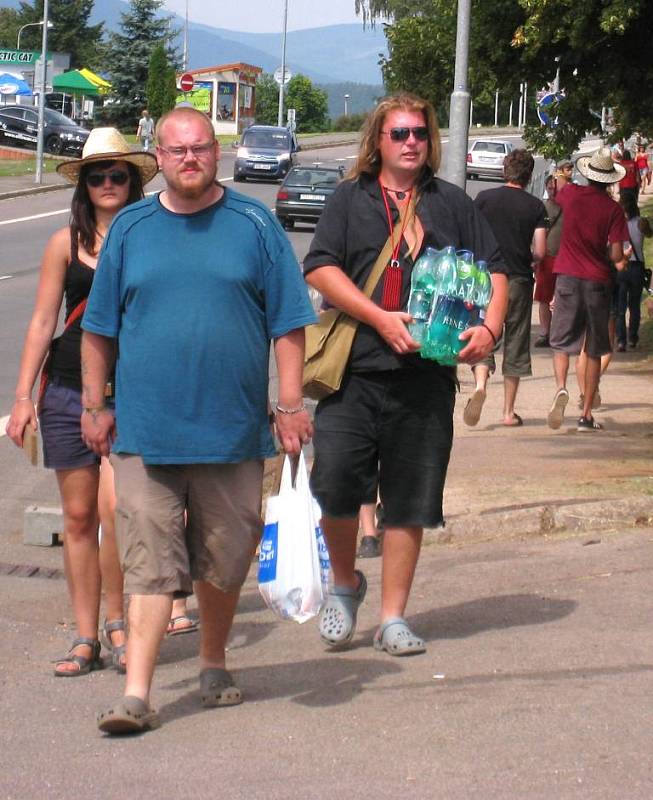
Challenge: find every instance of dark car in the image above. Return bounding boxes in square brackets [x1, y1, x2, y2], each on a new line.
[0, 104, 89, 155]
[275, 165, 345, 229]
[233, 125, 300, 182]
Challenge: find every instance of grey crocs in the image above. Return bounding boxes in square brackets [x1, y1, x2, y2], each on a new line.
[319, 569, 367, 648]
[373, 617, 426, 656]
[199, 668, 242, 708]
[97, 695, 160, 735]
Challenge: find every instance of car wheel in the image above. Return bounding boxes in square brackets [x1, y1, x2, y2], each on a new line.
[45, 135, 62, 155]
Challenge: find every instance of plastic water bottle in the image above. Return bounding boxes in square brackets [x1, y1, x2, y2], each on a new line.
[407, 247, 439, 345]
[472, 260, 493, 323]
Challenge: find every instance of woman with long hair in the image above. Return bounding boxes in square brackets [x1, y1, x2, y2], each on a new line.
[5, 129, 158, 676]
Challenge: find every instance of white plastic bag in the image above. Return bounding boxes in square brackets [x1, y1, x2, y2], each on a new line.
[258, 451, 330, 623]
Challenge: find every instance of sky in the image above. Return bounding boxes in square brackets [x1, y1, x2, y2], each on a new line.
[162, 0, 372, 33]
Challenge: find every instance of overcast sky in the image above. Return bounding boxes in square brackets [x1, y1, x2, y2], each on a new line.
[162, 0, 373, 33]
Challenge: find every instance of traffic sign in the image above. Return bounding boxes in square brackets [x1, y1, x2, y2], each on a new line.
[537, 91, 563, 128]
[179, 72, 194, 92]
[273, 66, 292, 86]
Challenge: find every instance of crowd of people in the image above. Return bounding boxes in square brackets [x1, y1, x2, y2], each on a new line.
[4, 96, 651, 735]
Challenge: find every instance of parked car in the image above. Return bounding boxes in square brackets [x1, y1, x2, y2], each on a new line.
[233, 125, 300, 182]
[275, 165, 345, 229]
[0, 104, 89, 155]
[466, 139, 514, 180]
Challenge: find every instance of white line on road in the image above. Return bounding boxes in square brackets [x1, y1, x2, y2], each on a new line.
[0, 275, 13, 280]
[0, 416, 9, 437]
[0, 208, 68, 226]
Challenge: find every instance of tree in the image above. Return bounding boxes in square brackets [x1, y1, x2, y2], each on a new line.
[104, 0, 178, 128]
[0, 8, 22, 49]
[7, 1, 104, 70]
[254, 73, 280, 126]
[286, 75, 329, 133]
[354, 0, 653, 152]
[146, 44, 177, 121]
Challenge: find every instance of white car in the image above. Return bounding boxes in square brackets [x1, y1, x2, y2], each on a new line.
[466, 139, 514, 181]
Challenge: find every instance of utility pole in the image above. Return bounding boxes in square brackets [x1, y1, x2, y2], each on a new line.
[277, 0, 289, 127]
[35, 0, 49, 185]
[182, 0, 189, 71]
[494, 90, 499, 126]
[442, 0, 471, 188]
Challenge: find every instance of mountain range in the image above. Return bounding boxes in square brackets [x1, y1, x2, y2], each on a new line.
[3, 0, 387, 86]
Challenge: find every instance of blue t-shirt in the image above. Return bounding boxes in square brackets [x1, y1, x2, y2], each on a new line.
[82, 189, 316, 464]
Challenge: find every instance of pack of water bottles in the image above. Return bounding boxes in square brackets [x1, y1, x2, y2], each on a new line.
[407, 246, 493, 366]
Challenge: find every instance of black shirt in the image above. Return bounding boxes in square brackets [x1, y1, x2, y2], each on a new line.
[304, 172, 507, 372]
[474, 186, 547, 279]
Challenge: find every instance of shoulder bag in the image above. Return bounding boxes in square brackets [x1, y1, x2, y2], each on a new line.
[303, 193, 416, 401]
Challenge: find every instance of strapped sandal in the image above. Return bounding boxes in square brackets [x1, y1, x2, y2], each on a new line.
[199, 668, 242, 708]
[101, 618, 127, 674]
[319, 569, 367, 648]
[373, 617, 426, 657]
[53, 637, 104, 677]
[166, 615, 200, 637]
[97, 695, 160, 735]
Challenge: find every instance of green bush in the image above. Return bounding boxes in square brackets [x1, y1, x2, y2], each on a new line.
[331, 113, 367, 133]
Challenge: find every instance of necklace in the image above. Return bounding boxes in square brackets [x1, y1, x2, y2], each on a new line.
[383, 186, 412, 200]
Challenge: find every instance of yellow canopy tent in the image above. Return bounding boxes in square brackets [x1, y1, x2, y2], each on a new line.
[78, 68, 112, 95]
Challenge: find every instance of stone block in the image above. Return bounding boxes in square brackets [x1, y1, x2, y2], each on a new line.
[23, 505, 63, 547]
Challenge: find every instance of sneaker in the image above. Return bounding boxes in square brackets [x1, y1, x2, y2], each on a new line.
[357, 535, 382, 559]
[628, 340, 638, 349]
[616, 343, 626, 352]
[577, 416, 603, 432]
[547, 388, 569, 430]
[579, 391, 602, 410]
[534, 335, 550, 348]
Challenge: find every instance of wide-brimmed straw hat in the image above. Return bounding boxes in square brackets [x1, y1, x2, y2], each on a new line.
[57, 127, 159, 185]
[575, 146, 626, 184]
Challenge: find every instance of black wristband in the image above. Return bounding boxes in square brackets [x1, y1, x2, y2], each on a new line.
[481, 323, 498, 345]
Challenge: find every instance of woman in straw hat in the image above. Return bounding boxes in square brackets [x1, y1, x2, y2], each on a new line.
[5, 128, 158, 676]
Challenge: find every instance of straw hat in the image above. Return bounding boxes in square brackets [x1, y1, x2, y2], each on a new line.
[56, 127, 159, 185]
[575, 146, 626, 184]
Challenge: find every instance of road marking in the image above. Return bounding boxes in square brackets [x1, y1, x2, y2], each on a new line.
[0, 275, 13, 280]
[0, 415, 9, 437]
[0, 208, 68, 226]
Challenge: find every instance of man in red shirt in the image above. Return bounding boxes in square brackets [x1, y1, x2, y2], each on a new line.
[619, 149, 640, 203]
[546, 147, 628, 432]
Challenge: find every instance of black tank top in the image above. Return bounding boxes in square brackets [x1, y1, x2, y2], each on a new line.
[48, 232, 96, 390]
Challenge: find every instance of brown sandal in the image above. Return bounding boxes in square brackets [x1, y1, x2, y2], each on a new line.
[53, 637, 103, 677]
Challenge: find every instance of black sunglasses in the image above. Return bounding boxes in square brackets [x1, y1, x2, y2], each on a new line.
[86, 171, 129, 187]
[381, 126, 429, 142]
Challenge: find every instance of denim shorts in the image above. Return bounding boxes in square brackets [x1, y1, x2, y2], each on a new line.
[39, 380, 99, 471]
[310, 369, 455, 528]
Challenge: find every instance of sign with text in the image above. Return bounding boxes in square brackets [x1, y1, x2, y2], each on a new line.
[0, 49, 44, 66]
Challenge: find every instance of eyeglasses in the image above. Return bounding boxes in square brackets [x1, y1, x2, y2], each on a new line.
[380, 127, 429, 143]
[158, 142, 215, 160]
[86, 171, 129, 187]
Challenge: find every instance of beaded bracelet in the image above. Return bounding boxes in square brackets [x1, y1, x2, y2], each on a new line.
[481, 323, 498, 345]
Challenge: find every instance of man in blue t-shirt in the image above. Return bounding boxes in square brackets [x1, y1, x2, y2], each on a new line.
[81, 106, 316, 734]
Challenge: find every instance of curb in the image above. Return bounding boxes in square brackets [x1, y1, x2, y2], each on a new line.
[427, 497, 653, 546]
[0, 182, 70, 201]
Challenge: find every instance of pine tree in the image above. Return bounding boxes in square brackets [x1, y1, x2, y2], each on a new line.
[146, 43, 177, 121]
[104, 0, 178, 128]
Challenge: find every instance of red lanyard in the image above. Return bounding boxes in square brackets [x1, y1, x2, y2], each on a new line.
[379, 180, 413, 311]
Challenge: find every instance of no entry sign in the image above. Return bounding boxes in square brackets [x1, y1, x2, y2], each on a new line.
[179, 73, 194, 92]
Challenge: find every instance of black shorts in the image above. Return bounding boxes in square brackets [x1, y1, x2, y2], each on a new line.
[310, 369, 455, 528]
[550, 274, 612, 358]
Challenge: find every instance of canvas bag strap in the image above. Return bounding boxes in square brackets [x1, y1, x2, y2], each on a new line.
[360, 191, 417, 299]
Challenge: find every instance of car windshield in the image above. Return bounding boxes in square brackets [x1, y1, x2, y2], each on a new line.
[45, 108, 76, 125]
[242, 131, 289, 149]
[473, 142, 506, 154]
[286, 169, 340, 187]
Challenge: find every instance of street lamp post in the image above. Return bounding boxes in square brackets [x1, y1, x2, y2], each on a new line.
[277, 0, 289, 127]
[443, 0, 471, 187]
[182, 0, 189, 71]
[553, 56, 561, 94]
[35, 0, 50, 185]
[344, 93, 350, 117]
[16, 19, 53, 51]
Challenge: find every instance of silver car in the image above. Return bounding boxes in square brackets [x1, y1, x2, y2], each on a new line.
[466, 139, 514, 181]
